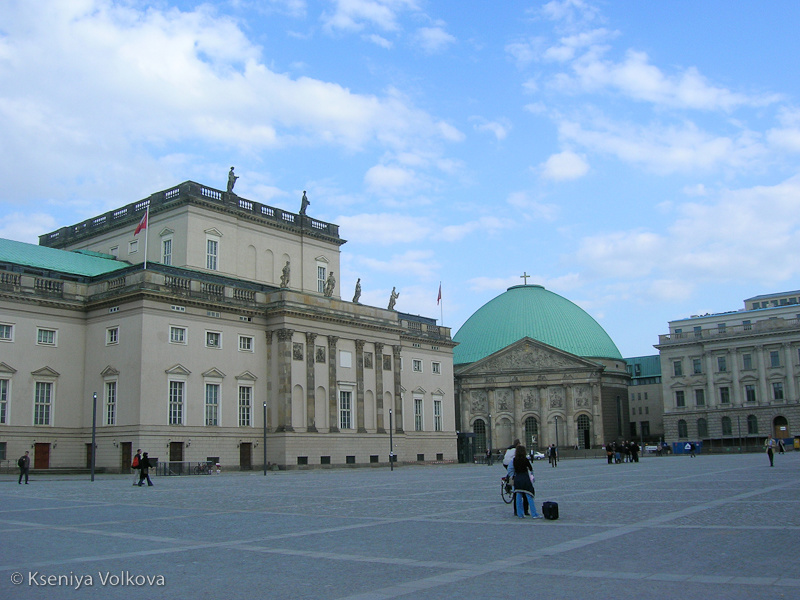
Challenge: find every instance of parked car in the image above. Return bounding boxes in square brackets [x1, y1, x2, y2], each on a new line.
[530, 451, 545, 460]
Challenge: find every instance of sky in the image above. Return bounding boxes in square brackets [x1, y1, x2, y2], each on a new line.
[2, 0, 800, 358]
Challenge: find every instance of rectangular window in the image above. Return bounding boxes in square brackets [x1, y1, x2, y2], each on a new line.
[693, 326, 702, 338]
[742, 320, 752, 330]
[339, 350, 352, 368]
[434, 398, 442, 432]
[414, 397, 423, 431]
[742, 353, 752, 370]
[317, 265, 326, 293]
[695, 389, 705, 406]
[169, 381, 184, 425]
[105, 381, 117, 425]
[162, 238, 172, 266]
[745, 384, 756, 403]
[432, 361, 441, 375]
[412, 359, 423, 373]
[720, 387, 730, 404]
[106, 327, 119, 345]
[110, 246, 119, 258]
[37, 328, 56, 346]
[170, 326, 187, 344]
[0, 378, 8, 424]
[717, 356, 727, 372]
[772, 382, 784, 401]
[339, 390, 352, 429]
[206, 239, 218, 271]
[770, 350, 780, 368]
[238, 386, 252, 427]
[34, 381, 52, 425]
[641, 421, 650, 438]
[675, 390, 685, 408]
[692, 358, 702, 374]
[205, 384, 220, 426]
[129, 240, 138, 253]
[0, 324, 12, 341]
[0, 441, 5, 460]
[206, 331, 221, 348]
[717, 323, 726, 334]
[673, 360, 683, 377]
[238, 335, 253, 352]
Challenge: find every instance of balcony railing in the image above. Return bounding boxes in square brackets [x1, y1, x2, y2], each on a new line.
[659, 318, 800, 344]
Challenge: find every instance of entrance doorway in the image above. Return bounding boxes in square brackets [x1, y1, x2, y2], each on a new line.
[121, 442, 132, 473]
[34, 443, 50, 469]
[169, 442, 184, 462]
[773, 416, 790, 439]
[239, 443, 252, 470]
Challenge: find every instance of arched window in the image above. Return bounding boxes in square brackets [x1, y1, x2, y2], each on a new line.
[473, 419, 486, 454]
[524, 416, 539, 450]
[697, 418, 708, 439]
[576, 414, 591, 449]
[721, 416, 732, 436]
[678, 419, 688, 438]
[747, 414, 758, 435]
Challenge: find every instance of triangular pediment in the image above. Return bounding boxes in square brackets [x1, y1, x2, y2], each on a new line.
[433, 388, 446, 396]
[202, 368, 227, 379]
[235, 371, 258, 381]
[457, 337, 599, 376]
[412, 386, 426, 394]
[31, 366, 60, 378]
[159, 227, 174, 236]
[100, 365, 120, 377]
[204, 227, 223, 237]
[165, 364, 191, 376]
[0, 362, 17, 375]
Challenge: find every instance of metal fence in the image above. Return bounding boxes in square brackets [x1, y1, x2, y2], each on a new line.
[154, 460, 216, 476]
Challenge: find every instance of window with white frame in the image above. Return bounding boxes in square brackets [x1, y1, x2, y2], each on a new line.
[432, 361, 441, 375]
[238, 335, 254, 352]
[169, 326, 186, 344]
[770, 350, 781, 368]
[339, 390, 352, 429]
[168, 381, 184, 425]
[692, 358, 702, 374]
[340, 350, 352, 368]
[206, 331, 221, 349]
[317, 264, 326, 293]
[742, 353, 753, 370]
[720, 387, 730, 404]
[206, 238, 218, 271]
[433, 397, 442, 431]
[695, 389, 705, 406]
[34, 381, 52, 425]
[129, 240, 138, 253]
[717, 356, 727, 372]
[0, 378, 8, 424]
[205, 383, 219, 426]
[105, 381, 117, 426]
[110, 246, 119, 258]
[238, 386, 252, 427]
[0, 324, 13, 341]
[675, 390, 685, 408]
[673, 360, 682, 377]
[414, 397, 423, 431]
[773, 381, 784, 401]
[745, 384, 756, 402]
[37, 328, 57, 346]
[162, 237, 172, 266]
[412, 359, 423, 373]
[106, 327, 119, 345]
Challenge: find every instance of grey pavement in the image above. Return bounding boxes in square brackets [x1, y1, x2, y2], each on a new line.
[1, 452, 798, 600]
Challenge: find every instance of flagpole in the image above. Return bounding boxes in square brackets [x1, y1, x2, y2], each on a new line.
[438, 282, 443, 326]
[143, 204, 149, 270]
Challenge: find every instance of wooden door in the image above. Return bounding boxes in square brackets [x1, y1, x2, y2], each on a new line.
[34, 443, 50, 469]
[239, 443, 252, 470]
[169, 441, 183, 462]
[121, 442, 132, 474]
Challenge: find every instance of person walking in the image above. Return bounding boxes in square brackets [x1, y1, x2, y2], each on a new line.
[137, 452, 154, 486]
[548, 444, 558, 468]
[131, 449, 142, 486]
[778, 438, 786, 454]
[512, 445, 542, 519]
[766, 436, 775, 467]
[17, 451, 30, 484]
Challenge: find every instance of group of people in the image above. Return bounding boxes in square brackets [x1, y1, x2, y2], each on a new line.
[546, 444, 558, 467]
[765, 436, 786, 467]
[503, 439, 544, 520]
[605, 440, 640, 464]
[131, 449, 154, 486]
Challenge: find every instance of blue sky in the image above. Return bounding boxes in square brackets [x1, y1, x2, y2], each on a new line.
[2, 0, 800, 358]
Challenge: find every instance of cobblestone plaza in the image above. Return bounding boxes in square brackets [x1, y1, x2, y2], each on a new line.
[1, 453, 798, 600]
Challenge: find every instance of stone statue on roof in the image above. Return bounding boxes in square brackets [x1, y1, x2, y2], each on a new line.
[324, 271, 335, 297]
[388, 287, 399, 310]
[280, 261, 290, 288]
[227, 167, 239, 193]
[353, 278, 361, 303]
[300, 191, 310, 215]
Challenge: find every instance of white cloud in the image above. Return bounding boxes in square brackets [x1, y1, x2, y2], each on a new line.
[414, 26, 456, 54]
[440, 216, 514, 242]
[321, 0, 419, 33]
[357, 249, 438, 279]
[506, 191, 559, 221]
[0, 212, 59, 244]
[336, 213, 431, 244]
[540, 150, 589, 180]
[364, 164, 419, 194]
[471, 117, 511, 141]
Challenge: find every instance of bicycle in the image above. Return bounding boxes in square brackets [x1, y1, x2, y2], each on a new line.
[501, 475, 514, 504]
[193, 461, 212, 475]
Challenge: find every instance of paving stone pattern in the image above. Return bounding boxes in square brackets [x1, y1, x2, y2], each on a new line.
[1, 452, 798, 600]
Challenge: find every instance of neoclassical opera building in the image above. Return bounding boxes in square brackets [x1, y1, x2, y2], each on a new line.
[453, 284, 630, 457]
[0, 180, 456, 471]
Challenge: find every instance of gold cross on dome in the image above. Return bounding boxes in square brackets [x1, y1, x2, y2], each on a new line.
[520, 272, 530, 285]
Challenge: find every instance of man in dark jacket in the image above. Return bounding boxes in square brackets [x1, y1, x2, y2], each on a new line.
[18, 451, 30, 484]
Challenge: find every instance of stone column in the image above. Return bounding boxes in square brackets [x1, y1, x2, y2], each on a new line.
[355, 339, 367, 432]
[512, 386, 522, 444]
[591, 383, 603, 445]
[265, 330, 273, 431]
[487, 388, 495, 451]
[305, 332, 317, 432]
[704, 351, 715, 408]
[275, 328, 294, 432]
[392, 345, 404, 433]
[564, 385, 574, 447]
[374, 342, 385, 433]
[783, 342, 796, 402]
[755, 345, 768, 404]
[328, 336, 339, 432]
[731, 349, 742, 405]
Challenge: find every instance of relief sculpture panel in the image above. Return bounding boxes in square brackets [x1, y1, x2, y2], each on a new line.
[548, 386, 564, 408]
[496, 388, 512, 412]
[522, 388, 537, 410]
[470, 390, 488, 413]
[574, 385, 591, 408]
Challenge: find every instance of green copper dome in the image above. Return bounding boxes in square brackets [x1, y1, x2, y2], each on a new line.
[453, 285, 622, 365]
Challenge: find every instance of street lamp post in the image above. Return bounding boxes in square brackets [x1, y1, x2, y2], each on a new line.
[263, 401, 267, 475]
[487, 412, 492, 466]
[90, 392, 97, 482]
[554, 415, 559, 449]
[389, 409, 393, 471]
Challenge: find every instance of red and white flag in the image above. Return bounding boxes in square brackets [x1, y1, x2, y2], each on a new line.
[437, 283, 442, 305]
[134, 210, 148, 235]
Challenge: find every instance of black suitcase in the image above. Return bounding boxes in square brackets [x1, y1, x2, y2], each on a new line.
[542, 501, 559, 520]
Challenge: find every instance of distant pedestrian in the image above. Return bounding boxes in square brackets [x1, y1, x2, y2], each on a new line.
[17, 451, 30, 484]
[766, 436, 775, 467]
[777, 438, 786, 454]
[138, 452, 154, 486]
[606, 443, 613, 464]
[630, 441, 640, 463]
[131, 449, 142, 486]
[689, 442, 696, 458]
[548, 444, 558, 468]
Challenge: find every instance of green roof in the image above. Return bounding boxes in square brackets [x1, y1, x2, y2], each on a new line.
[453, 284, 622, 365]
[0, 238, 128, 277]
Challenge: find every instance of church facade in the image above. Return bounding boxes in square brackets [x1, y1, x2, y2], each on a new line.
[0, 181, 456, 471]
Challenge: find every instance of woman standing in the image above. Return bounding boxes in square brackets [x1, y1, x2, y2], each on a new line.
[513, 445, 543, 519]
